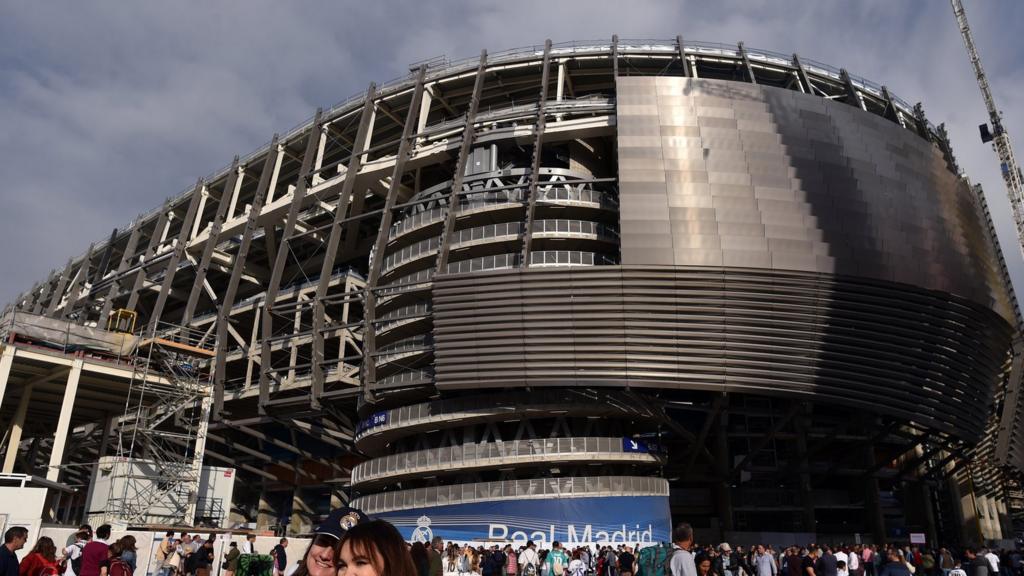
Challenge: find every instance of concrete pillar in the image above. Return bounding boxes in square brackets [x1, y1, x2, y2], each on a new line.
[84, 414, 116, 518]
[47, 357, 83, 481]
[330, 487, 347, 509]
[290, 486, 316, 536]
[0, 345, 16, 417]
[2, 382, 33, 473]
[257, 486, 278, 531]
[714, 410, 734, 538]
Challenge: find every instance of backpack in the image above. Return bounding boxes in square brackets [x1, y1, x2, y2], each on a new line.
[524, 559, 538, 576]
[60, 543, 85, 576]
[554, 555, 565, 576]
[637, 544, 675, 576]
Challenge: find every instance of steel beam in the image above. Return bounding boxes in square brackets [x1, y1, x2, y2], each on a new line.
[259, 109, 325, 414]
[362, 68, 428, 399]
[310, 84, 377, 409]
[730, 402, 800, 477]
[840, 68, 865, 110]
[181, 159, 241, 326]
[436, 50, 488, 272]
[126, 201, 172, 313]
[146, 179, 205, 335]
[676, 35, 689, 77]
[212, 138, 280, 418]
[792, 54, 813, 96]
[94, 228, 119, 286]
[611, 35, 619, 79]
[98, 219, 143, 322]
[520, 39, 554, 267]
[61, 244, 94, 320]
[738, 42, 757, 84]
[44, 258, 74, 317]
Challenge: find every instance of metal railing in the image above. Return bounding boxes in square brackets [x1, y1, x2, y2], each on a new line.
[351, 436, 661, 485]
[353, 475, 669, 514]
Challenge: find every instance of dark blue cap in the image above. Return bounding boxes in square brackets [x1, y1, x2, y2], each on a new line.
[315, 507, 370, 540]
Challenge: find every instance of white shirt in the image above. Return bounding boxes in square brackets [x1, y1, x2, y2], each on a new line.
[986, 553, 1000, 573]
[63, 543, 85, 576]
[242, 541, 256, 554]
[848, 554, 859, 571]
[520, 549, 540, 568]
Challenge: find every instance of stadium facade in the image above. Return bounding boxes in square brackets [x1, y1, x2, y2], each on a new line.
[2, 37, 1024, 545]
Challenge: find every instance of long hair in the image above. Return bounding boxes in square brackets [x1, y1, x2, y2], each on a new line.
[30, 537, 57, 563]
[340, 520, 417, 576]
[291, 534, 341, 576]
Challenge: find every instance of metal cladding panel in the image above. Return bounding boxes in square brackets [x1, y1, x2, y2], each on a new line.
[432, 266, 1012, 444]
[617, 76, 1015, 324]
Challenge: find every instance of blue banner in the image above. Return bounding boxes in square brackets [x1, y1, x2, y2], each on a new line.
[357, 411, 388, 433]
[372, 495, 671, 547]
[622, 438, 649, 453]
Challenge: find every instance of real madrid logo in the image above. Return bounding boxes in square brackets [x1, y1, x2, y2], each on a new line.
[339, 511, 362, 530]
[411, 515, 433, 544]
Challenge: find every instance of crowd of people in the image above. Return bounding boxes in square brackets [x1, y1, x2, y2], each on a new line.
[2, 515, 1023, 576]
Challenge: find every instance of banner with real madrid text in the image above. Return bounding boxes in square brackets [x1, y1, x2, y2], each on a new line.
[371, 495, 671, 547]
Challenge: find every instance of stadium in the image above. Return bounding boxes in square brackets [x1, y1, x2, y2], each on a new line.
[1, 37, 1022, 546]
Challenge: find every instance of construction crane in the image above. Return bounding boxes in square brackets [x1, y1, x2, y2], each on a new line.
[951, 0, 1024, 257]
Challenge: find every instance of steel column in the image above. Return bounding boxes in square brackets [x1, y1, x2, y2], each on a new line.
[259, 109, 324, 413]
[126, 201, 172, 313]
[212, 137, 280, 418]
[310, 84, 377, 408]
[676, 35, 690, 77]
[181, 158, 241, 326]
[363, 68, 429, 398]
[44, 258, 74, 317]
[436, 51, 488, 272]
[520, 39, 553, 267]
[738, 42, 757, 84]
[61, 243, 93, 319]
[98, 219, 143, 322]
[146, 179, 205, 335]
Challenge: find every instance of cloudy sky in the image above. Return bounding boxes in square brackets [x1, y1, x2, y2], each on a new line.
[1, 1, 1022, 307]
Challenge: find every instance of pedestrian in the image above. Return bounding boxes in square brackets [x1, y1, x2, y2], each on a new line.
[61, 530, 88, 576]
[241, 536, 257, 556]
[429, 538, 445, 576]
[546, 543, 570, 576]
[754, 547, 777, 576]
[520, 543, 541, 576]
[154, 532, 174, 576]
[160, 541, 183, 576]
[79, 525, 110, 576]
[271, 539, 289, 576]
[412, 544, 431, 576]
[336, 520, 418, 576]
[965, 549, 992, 576]
[669, 523, 697, 576]
[107, 540, 133, 576]
[619, 547, 635, 576]
[880, 551, 912, 576]
[19, 537, 59, 576]
[222, 543, 240, 576]
[504, 546, 517, 576]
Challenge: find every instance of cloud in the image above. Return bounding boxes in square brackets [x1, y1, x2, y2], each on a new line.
[1, 0, 1022, 306]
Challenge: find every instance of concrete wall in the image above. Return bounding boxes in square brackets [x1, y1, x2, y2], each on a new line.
[0, 486, 47, 559]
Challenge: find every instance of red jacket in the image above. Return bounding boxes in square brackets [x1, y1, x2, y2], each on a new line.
[18, 553, 58, 576]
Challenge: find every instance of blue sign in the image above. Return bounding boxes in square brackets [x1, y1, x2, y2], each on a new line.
[372, 495, 671, 546]
[357, 411, 388, 433]
[622, 438, 649, 453]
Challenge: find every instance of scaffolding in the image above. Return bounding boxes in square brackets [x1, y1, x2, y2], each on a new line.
[103, 322, 214, 526]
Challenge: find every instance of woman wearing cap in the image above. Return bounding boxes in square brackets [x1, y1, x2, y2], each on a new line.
[291, 508, 368, 576]
[337, 520, 417, 576]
